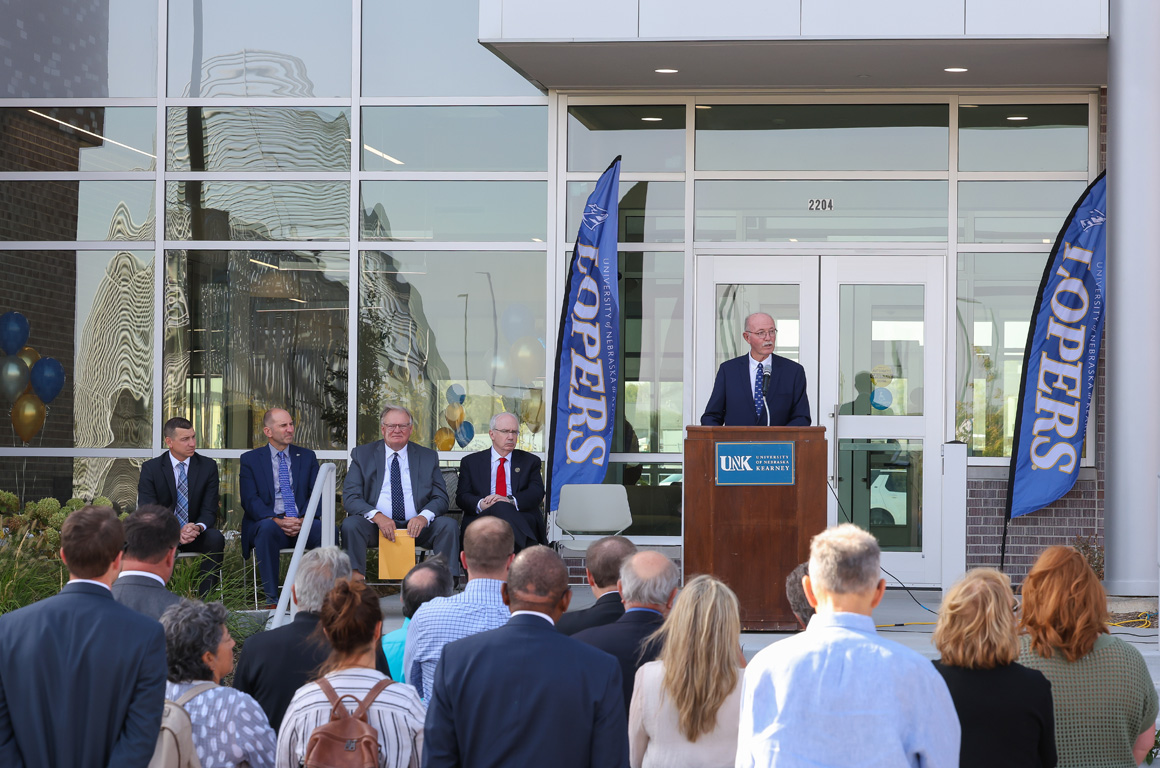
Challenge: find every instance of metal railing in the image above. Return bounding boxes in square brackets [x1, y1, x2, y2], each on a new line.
[269, 462, 337, 629]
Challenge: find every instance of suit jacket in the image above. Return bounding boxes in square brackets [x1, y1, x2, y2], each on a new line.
[574, 610, 665, 714]
[0, 581, 167, 768]
[700, 353, 811, 427]
[455, 448, 545, 545]
[137, 451, 220, 530]
[232, 610, 392, 733]
[111, 573, 181, 621]
[343, 440, 449, 520]
[557, 591, 624, 636]
[423, 613, 628, 768]
[239, 443, 320, 558]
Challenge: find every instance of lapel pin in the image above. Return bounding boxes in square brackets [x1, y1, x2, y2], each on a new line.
[514, 467, 521, 473]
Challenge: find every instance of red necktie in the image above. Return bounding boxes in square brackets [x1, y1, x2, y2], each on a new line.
[496, 457, 508, 497]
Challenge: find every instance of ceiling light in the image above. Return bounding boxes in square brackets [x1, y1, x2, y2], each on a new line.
[695, 105, 712, 110]
[641, 117, 663, 122]
[944, 67, 968, 73]
[655, 68, 678, 74]
[1007, 115, 1029, 121]
[1042, 239, 1052, 244]
[788, 238, 798, 242]
[289, 298, 307, 304]
[856, 74, 871, 79]
[961, 104, 978, 108]
[249, 258, 279, 270]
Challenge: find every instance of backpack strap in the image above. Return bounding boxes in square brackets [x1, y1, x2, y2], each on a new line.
[352, 679, 394, 720]
[174, 681, 218, 707]
[315, 677, 346, 719]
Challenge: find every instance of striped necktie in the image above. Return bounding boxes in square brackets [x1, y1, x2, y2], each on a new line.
[175, 461, 189, 526]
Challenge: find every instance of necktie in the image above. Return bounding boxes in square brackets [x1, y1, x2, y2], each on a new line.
[496, 457, 508, 497]
[278, 451, 298, 518]
[754, 362, 765, 422]
[390, 453, 406, 527]
[175, 462, 189, 526]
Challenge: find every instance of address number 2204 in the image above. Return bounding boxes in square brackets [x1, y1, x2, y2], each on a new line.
[808, 198, 834, 211]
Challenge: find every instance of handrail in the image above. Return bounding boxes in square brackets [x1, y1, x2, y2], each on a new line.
[270, 462, 337, 628]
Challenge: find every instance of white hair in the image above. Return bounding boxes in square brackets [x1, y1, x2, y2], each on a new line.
[489, 412, 519, 430]
[620, 554, 680, 605]
[294, 546, 353, 612]
[808, 524, 881, 595]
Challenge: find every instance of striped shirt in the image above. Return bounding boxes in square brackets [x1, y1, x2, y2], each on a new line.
[402, 578, 509, 700]
[165, 681, 276, 768]
[275, 668, 425, 768]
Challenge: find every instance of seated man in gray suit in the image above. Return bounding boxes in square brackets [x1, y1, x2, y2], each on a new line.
[112, 504, 182, 620]
[341, 403, 460, 580]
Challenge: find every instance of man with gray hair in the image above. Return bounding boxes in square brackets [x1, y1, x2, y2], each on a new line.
[736, 524, 959, 767]
[574, 549, 679, 712]
[233, 546, 391, 731]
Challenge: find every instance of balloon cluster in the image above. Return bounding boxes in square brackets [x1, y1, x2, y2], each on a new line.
[0, 312, 66, 443]
[500, 305, 546, 384]
[434, 384, 474, 451]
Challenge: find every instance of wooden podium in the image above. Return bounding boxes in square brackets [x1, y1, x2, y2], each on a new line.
[684, 426, 827, 630]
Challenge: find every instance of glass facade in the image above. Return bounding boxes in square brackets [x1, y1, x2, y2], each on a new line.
[0, 0, 1095, 542]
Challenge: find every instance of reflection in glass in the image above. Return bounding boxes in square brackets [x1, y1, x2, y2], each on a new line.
[0, 457, 142, 511]
[956, 253, 1048, 456]
[695, 181, 948, 242]
[958, 181, 1089, 243]
[696, 104, 949, 171]
[837, 440, 922, 552]
[168, 0, 351, 97]
[358, 251, 547, 452]
[714, 285, 800, 368]
[163, 250, 350, 451]
[568, 106, 686, 173]
[0, 107, 157, 172]
[838, 285, 924, 416]
[566, 182, 683, 243]
[167, 108, 351, 171]
[0, 181, 155, 241]
[613, 253, 683, 454]
[604, 463, 682, 537]
[4, 0, 157, 97]
[166, 181, 349, 241]
[361, 182, 546, 242]
[361, 107, 547, 172]
[362, 0, 541, 97]
[959, 104, 1088, 172]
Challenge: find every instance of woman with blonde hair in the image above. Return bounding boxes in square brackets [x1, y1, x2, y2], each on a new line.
[628, 574, 743, 768]
[932, 568, 1055, 768]
[1018, 545, 1157, 768]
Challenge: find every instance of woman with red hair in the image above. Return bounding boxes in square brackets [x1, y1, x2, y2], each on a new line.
[1018, 545, 1157, 767]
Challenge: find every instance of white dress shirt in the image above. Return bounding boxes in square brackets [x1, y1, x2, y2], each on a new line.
[477, 447, 519, 512]
[369, 444, 435, 524]
[168, 452, 206, 530]
[117, 570, 166, 586]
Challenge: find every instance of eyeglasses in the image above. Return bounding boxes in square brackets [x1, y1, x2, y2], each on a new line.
[492, 429, 519, 436]
[381, 423, 412, 432]
[745, 329, 777, 339]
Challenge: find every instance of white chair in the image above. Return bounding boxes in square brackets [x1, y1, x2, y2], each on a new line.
[248, 548, 295, 608]
[554, 484, 632, 556]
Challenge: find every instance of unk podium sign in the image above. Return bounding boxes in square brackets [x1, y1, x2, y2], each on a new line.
[715, 442, 795, 486]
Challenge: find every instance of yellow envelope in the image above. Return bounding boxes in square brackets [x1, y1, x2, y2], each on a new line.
[378, 530, 416, 580]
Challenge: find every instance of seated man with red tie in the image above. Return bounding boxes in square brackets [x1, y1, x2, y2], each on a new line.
[239, 408, 323, 607]
[455, 412, 546, 552]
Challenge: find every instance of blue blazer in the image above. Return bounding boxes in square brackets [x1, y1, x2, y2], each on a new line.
[700, 353, 811, 427]
[574, 609, 665, 714]
[423, 613, 629, 768]
[0, 581, 167, 768]
[239, 444, 320, 558]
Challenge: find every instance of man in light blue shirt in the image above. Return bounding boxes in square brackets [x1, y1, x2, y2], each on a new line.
[737, 524, 959, 768]
[403, 516, 514, 699]
[382, 557, 452, 682]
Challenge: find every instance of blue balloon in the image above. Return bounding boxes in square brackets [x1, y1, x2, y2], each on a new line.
[30, 357, 65, 405]
[454, 421, 475, 447]
[870, 387, 893, 411]
[0, 312, 30, 356]
[446, 383, 466, 405]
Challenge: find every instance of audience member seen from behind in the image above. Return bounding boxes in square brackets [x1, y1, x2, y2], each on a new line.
[233, 546, 392, 732]
[932, 568, 1056, 768]
[557, 535, 637, 636]
[629, 575, 744, 768]
[160, 599, 276, 768]
[784, 561, 813, 629]
[277, 579, 425, 768]
[1017, 545, 1158, 768]
[736, 524, 959, 768]
[112, 503, 183, 620]
[382, 557, 453, 683]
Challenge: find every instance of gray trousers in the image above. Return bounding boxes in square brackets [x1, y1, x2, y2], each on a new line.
[340, 514, 460, 577]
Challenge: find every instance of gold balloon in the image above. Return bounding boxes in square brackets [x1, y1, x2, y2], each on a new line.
[444, 403, 465, 429]
[17, 346, 39, 394]
[434, 427, 456, 451]
[520, 389, 545, 434]
[11, 392, 46, 443]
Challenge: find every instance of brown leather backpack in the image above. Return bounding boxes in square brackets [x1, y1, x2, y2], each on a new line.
[302, 677, 393, 768]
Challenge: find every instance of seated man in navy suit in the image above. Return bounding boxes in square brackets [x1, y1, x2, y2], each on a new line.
[455, 412, 545, 551]
[700, 312, 811, 427]
[240, 408, 323, 606]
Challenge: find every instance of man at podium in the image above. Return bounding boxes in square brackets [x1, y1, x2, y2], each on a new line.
[700, 312, 811, 427]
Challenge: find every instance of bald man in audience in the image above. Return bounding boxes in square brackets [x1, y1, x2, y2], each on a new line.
[423, 546, 629, 768]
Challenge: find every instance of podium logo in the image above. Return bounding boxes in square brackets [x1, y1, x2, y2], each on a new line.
[720, 455, 753, 472]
